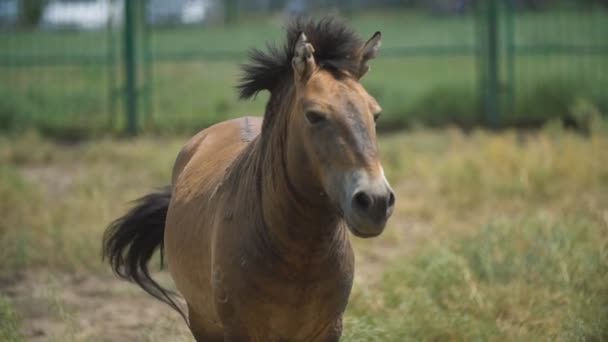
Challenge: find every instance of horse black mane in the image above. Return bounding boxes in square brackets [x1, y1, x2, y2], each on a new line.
[237, 17, 363, 100]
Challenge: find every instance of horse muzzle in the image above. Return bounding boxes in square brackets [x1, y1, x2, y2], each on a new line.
[336, 168, 395, 238]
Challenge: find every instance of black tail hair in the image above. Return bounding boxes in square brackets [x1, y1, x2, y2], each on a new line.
[102, 186, 187, 322]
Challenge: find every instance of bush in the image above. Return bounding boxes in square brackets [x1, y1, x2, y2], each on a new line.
[406, 84, 480, 128]
[373, 77, 606, 133]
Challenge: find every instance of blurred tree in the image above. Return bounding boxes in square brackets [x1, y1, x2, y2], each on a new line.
[19, 0, 45, 27]
[269, 0, 286, 11]
[515, 0, 551, 10]
[338, 0, 353, 17]
[511, 0, 608, 10]
[580, 0, 608, 7]
[224, 0, 237, 25]
[428, 0, 471, 15]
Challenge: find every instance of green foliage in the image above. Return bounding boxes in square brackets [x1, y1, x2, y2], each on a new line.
[405, 84, 480, 128]
[509, 77, 594, 128]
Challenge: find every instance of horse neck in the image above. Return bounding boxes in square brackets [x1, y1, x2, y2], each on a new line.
[252, 89, 348, 260]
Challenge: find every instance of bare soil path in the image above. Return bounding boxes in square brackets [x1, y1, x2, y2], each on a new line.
[2, 271, 192, 342]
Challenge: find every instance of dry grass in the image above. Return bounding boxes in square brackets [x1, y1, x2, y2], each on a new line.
[0, 123, 607, 341]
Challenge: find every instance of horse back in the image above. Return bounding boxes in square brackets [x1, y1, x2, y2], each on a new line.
[171, 116, 262, 186]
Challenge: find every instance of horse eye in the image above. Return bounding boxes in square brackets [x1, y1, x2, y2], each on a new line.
[373, 112, 382, 122]
[305, 111, 327, 125]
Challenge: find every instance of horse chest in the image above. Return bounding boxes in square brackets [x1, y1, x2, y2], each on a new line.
[240, 274, 351, 340]
[265, 296, 342, 339]
[213, 241, 354, 339]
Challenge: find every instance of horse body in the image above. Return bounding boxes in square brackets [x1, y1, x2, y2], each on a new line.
[103, 18, 394, 341]
[166, 118, 256, 339]
[166, 116, 354, 340]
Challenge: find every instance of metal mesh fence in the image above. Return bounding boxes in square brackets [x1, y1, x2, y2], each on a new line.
[0, 0, 606, 136]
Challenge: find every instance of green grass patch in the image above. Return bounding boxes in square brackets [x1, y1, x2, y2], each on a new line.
[0, 296, 23, 342]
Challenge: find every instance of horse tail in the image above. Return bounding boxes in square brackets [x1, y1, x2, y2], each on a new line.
[102, 186, 187, 321]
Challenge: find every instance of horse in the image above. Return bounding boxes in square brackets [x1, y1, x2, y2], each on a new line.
[103, 18, 395, 341]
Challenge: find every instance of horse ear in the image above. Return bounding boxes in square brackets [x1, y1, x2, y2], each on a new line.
[292, 32, 317, 82]
[359, 31, 382, 79]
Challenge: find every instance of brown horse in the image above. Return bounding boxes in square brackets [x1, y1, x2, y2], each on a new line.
[103, 18, 394, 341]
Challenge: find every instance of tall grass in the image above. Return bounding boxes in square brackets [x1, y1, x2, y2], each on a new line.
[344, 123, 608, 340]
[343, 216, 608, 341]
[0, 131, 182, 272]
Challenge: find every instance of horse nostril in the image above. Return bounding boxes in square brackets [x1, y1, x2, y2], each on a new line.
[388, 191, 395, 208]
[353, 191, 373, 211]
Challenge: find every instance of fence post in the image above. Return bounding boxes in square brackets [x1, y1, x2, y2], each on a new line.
[485, 0, 500, 128]
[504, 0, 515, 118]
[486, 0, 500, 128]
[124, 0, 138, 135]
[224, 0, 238, 26]
[106, 6, 117, 130]
[141, 0, 153, 128]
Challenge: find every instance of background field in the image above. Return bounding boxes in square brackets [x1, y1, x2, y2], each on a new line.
[1, 121, 607, 341]
[2, 9, 607, 137]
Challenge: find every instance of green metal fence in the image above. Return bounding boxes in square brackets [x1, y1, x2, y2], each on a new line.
[0, 0, 606, 136]
[1, 0, 121, 137]
[504, 1, 608, 128]
[477, 0, 608, 129]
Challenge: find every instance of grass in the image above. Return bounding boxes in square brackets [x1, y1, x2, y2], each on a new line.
[0, 131, 183, 272]
[344, 217, 608, 341]
[0, 120, 607, 339]
[1, 9, 607, 136]
[0, 296, 23, 342]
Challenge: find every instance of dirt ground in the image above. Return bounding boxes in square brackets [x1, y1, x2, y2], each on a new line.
[2, 271, 192, 342]
[2, 263, 398, 341]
